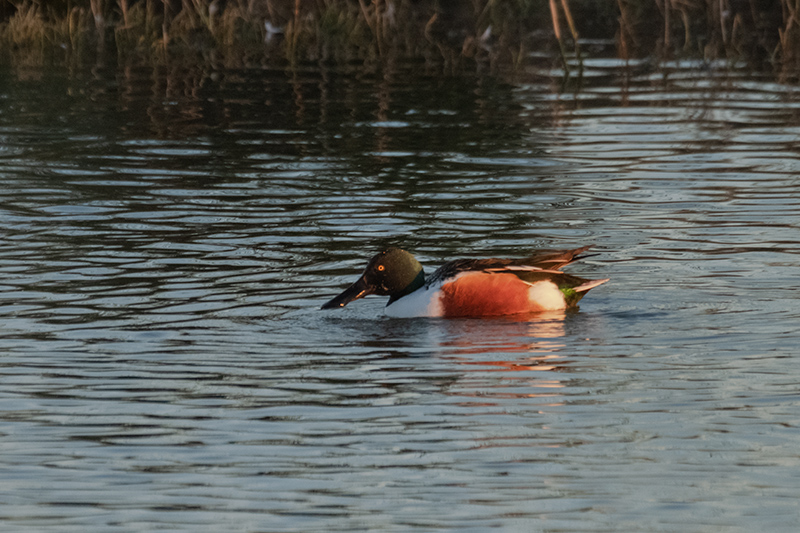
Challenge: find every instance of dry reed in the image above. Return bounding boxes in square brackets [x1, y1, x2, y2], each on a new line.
[0, 0, 797, 72]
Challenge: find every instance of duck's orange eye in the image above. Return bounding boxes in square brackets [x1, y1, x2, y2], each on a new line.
[377, 265, 385, 271]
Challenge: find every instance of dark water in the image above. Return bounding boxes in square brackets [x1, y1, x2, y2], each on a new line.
[1, 58, 800, 531]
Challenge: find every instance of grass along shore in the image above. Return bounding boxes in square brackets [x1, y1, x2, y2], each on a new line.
[1, 0, 799, 73]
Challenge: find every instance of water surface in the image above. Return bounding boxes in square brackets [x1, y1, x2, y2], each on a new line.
[1, 60, 799, 531]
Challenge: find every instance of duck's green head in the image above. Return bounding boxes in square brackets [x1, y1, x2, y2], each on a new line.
[321, 248, 425, 309]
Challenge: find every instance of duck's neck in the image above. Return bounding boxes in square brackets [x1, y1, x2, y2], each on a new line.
[387, 270, 425, 304]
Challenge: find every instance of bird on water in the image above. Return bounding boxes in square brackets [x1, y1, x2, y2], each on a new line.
[321, 246, 608, 318]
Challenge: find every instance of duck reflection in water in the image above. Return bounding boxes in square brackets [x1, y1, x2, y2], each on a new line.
[438, 310, 570, 373]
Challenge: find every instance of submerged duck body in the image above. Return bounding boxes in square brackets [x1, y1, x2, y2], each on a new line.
[321, 246, 609, 318]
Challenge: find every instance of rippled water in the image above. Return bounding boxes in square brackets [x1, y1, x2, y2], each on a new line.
[1, 59, 800, 531]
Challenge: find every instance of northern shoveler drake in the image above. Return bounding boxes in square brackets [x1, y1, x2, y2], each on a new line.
[321, 246, 609, 318]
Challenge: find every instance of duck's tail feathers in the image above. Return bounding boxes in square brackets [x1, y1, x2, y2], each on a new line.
[574, 278, 610, 293]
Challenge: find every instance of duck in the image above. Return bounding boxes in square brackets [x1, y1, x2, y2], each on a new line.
[321, 246, 608, 318]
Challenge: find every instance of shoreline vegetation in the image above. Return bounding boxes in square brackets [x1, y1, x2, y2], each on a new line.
[1, 0, 799, 76]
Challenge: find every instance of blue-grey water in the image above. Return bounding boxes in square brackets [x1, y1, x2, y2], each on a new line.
[1, 59, 799, 531]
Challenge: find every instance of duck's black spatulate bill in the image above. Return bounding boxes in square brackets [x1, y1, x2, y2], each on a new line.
[321, 276, 374, 309]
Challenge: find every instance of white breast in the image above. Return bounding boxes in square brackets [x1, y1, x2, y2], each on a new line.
[384, 285, 443, 318]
